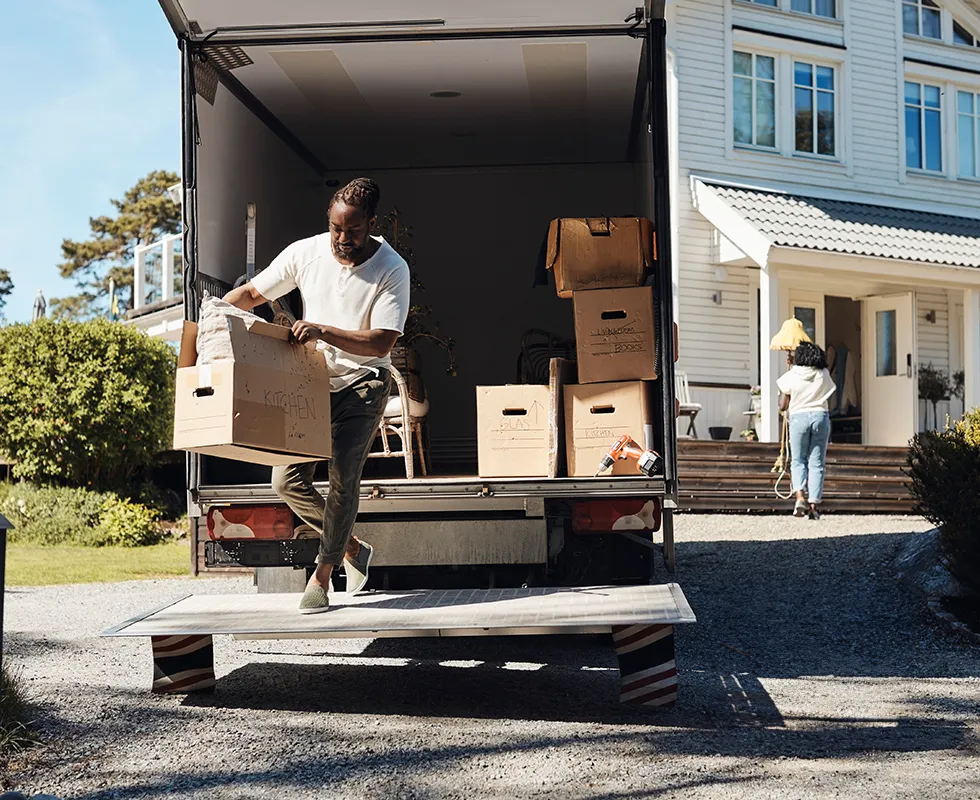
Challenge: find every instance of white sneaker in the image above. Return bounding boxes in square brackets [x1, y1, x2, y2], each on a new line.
[344, 540, 373, 595]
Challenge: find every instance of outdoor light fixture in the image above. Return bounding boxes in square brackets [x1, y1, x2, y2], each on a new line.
[925, 309, 937, 323]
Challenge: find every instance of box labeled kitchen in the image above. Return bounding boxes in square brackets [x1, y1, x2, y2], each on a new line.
[173, 317, 333, 466]
[573, 285, 658, 384]
[564, 381, 654, 477]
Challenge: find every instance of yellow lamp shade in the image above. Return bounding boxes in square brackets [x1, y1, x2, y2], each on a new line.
[769, 318, 812, 351]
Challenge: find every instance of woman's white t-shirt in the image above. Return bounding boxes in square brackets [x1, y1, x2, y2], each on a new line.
[252, 234, 410, 392]
[776, 366, 837, 415]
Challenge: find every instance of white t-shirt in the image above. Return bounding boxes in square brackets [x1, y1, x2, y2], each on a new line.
[776, 366, 837, 415]
[251, 233, 410, 392]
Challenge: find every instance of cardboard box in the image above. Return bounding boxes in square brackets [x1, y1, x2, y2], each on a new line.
[476, 359, 571, 478]
[545, 217, 655, 299]
[173, 318, 333, 466]
[565, 382, 655, 477]
[574, 285, 658, 384]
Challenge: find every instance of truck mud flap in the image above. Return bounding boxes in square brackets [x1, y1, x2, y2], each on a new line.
[205, 538, 318, 568]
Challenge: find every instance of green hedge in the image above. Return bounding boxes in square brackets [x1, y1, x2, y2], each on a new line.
[0, 319, 175, 493]
[907, 409, 980, 595]
[0, 483, 164, 547]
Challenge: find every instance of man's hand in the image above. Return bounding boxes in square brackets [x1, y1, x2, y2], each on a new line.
[291, 320, 324, 345]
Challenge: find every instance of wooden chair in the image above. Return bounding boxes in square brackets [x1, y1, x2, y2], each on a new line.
[367, 346, 430, 479]
[675, 371, 702, 438]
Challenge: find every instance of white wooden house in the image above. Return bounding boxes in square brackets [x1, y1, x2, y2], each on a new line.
[666, 0, 980, 446]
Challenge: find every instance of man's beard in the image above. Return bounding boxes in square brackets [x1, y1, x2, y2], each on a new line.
[333, 241, 364, 261]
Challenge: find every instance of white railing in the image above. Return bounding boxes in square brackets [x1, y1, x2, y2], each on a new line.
[133, 233, 183, 312]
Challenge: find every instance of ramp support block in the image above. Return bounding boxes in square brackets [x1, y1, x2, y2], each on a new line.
[151, 634, 216, 693]
[612, 624, 677, 707]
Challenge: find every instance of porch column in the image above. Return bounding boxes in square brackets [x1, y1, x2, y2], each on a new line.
[759, 266, 781, 443]
[964, 288, 980, 413]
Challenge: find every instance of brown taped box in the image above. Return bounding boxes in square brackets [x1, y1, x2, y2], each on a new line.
[574, 285, 658, 384]
[476, 358, 571, 478]
[173, 317, 333, 466]
[545, 217, 656, 299]
[565, 382, 655, 477]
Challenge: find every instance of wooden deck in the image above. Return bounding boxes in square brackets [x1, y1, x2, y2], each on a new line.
[677, 440, 915, 514]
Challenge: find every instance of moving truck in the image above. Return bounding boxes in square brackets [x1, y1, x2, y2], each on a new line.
[158, 0, 681, 593]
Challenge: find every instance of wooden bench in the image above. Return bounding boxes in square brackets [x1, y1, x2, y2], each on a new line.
[104, 584, 696, 708]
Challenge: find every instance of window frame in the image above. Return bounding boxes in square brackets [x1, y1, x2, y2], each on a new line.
[733, 50, 779, 151]
[956, 89, 980, 179]
[904, 79, 945, 173]
[728, 32, 849, 166]
[792, 59, 840, 158]
[735, 0, 840, 21]
[902, 62, 980, 184]
[901, 0, 980, 49]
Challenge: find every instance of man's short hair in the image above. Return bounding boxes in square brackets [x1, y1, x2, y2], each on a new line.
[329, 177, 380, 218]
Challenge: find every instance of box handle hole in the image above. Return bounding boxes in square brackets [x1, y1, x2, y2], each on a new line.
[600, 310, 627, 320]
[502, 408, 528, 416]
[590, 405, 616, 415]
[194, 387, 215, 398]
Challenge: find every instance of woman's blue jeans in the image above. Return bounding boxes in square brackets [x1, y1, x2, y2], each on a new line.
[789, 410, 831, 504]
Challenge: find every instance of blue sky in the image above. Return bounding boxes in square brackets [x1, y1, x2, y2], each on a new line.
[0, 0, 180, 322]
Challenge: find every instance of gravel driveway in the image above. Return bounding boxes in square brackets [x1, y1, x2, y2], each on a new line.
[5, 514, 979, 799]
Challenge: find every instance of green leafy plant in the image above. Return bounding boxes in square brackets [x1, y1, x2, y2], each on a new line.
[0, 319, 176, 493]
[376, 208, 457, 376]
[88, 496, 161, 547]
[907, 408, 980, 595]
[0, 483, 164, 547]
[0, 483, 108, 545]
[0, 664, 38, 756]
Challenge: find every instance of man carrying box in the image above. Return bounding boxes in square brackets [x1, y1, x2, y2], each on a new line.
[222, 178, 410, 613]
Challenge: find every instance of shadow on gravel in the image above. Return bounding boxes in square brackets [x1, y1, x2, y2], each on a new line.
[676, 531, 980, 680]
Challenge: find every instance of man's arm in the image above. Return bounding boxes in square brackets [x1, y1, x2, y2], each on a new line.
[222, 282, 270, 311]
[292, 321, 399, 358]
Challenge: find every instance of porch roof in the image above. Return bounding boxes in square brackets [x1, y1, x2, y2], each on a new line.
[694, 180, 980, 270]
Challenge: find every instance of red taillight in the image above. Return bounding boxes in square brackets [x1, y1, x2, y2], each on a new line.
[571, 498, 662, 533]
[206, 505, 294, 540]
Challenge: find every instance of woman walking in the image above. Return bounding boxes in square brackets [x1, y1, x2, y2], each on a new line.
[777, 342, 837, 520]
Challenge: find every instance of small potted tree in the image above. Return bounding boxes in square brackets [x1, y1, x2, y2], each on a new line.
[919, 363, 953, 431]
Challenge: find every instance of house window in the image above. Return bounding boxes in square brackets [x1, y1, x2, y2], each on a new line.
[905, 81, 943, 171]
[794, 62, 836, 155]
[875, 310, 897, 377]
[734, 51, 777, 148]
[952, 20, 980, 47]
[745, 0, 778, 6]
[903, 0, 942, 39]
[958, 91, 980, 178]
[790, 0, 836, 18]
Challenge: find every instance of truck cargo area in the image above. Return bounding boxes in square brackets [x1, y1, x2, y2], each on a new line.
[181, 3, 672, 491]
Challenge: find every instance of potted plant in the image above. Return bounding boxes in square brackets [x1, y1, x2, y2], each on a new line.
[377, 208, 456, 379]
[918, 363, 952, 431]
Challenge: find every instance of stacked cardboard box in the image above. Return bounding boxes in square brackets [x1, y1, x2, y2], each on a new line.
[476, 216, 659, 479]
[551, 217, 659, 478]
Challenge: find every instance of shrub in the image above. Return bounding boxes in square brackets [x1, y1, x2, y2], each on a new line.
[88, 496, 161, 547]
[0, 483, 163, 547]
[0, 483, 107, 545]
[0, 319, 176, 493]
[907, 409, 980, 595]
[0, 664, 37, 754]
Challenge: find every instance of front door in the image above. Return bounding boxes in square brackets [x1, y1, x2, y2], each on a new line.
[863, 293, 916, 446]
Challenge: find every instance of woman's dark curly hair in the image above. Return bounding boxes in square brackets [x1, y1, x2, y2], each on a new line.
[794, 341, 827, 369]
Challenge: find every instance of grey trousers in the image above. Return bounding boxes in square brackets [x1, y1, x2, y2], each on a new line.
[271, 369, 390, 566]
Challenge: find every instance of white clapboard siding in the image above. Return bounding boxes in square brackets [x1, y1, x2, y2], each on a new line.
[671, 0, 980, 209]
[668, 0, 977, 400]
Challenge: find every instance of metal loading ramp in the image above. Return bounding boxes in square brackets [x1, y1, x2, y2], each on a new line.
[104, 584, 696, 707]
